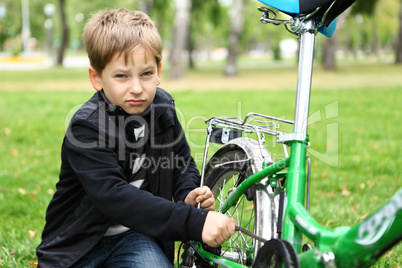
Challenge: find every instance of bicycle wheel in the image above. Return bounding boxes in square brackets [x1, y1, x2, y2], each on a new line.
[203, 138, 279, 266]
[252, 239, 299, 268]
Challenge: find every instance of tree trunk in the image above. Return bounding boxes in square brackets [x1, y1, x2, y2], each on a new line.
[138, 0, 154, 15]
[188, 32, 195, 69]
[169, 0, 191, 79]
[224, 0, 243, 76]
[322, 33, 337, 70]
[396, 0, 402, 64]
[322, 9, 350, 70]
[373, 19, 382, 57]
[57, 0, 68, 66]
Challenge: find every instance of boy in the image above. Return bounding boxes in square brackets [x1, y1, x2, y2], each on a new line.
[37, 8, 236, 267]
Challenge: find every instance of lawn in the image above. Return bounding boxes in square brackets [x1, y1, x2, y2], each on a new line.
[0, 62, 401, 267]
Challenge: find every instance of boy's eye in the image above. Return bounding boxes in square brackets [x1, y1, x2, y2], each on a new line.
[115, 74, 126, 78]
[142, 71, 152, 77]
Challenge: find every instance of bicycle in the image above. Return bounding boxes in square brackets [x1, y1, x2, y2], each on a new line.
[178, 0, 402, 267]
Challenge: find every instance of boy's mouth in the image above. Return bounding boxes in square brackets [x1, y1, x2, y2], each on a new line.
[127, 99, 145, 106]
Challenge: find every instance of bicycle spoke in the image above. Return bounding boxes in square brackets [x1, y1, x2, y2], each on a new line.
[203, 145, 269, 266]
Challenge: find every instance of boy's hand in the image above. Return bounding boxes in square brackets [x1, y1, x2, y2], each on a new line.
[184, 186, 215, 211]
[202, 211, 237, 247]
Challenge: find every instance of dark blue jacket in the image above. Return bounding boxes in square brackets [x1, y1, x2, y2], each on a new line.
[37, 88, 207, 267]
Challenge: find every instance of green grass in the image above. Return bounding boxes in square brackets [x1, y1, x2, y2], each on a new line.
[0, 63, 401, 267]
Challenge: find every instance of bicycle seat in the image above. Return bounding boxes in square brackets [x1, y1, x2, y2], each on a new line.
[258, 0, 355, 27]
[258, 0, 333, 14]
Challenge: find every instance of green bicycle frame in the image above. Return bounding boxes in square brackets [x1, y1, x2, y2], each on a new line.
[197, 18, 402, 268]
[213, 154, 402, 267]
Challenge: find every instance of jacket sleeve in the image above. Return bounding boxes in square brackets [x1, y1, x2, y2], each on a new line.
[64, 118, 207, 242]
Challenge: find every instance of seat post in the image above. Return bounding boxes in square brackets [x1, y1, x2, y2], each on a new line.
[293, 19, 316, 135]
[282, 19, 317, 251]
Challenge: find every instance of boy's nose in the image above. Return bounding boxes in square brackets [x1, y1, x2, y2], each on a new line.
[129, 80, 143, 95]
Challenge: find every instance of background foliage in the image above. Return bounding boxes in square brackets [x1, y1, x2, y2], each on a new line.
[0, 0, 401, 65]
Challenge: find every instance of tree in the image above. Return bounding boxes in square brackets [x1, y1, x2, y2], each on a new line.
[225, 0, 244, 76]
[396, 0, 402, 64]
[349, 0, 381, 56]
[322, 28, 338, 70]
[138, 0, 154, 15]
[0, 1, 21, 53]
[322, 9, 350, 70]
[188, 0, 223, 69]
[0, 0, 53, 54]
[56, 0, 68, 66]
[169, 0, 192, 79]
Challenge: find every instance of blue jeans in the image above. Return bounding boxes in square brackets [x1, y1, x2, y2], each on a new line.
[72, 230, 172, 268]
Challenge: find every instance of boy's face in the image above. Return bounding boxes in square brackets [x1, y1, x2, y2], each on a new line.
[89, 45, 161, 115]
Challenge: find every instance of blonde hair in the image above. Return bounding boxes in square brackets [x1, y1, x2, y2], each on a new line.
[82, 8, 162, 74]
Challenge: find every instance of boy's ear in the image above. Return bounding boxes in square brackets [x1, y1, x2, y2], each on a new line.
[156, 62, 162, 86]
[89, 67, 103, 91]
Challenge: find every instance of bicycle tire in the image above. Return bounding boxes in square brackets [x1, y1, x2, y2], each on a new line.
[203, 137, 279, 266]
[252, 239, 299, 268]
